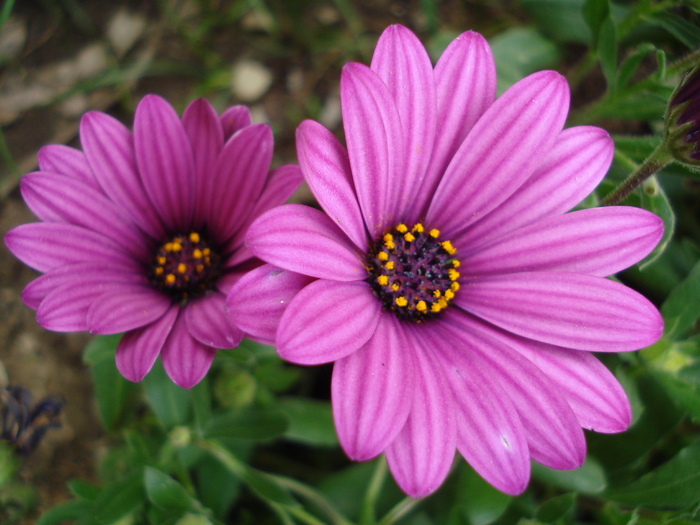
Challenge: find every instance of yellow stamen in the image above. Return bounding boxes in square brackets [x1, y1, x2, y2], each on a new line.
[377, 275, 389, 286]
[412, 223, 424, 233]
[450, 282, 460, 292]
[391, 283, 399, 292]
[385, 261, 395, 270]
[377, 251, 389, 261]
[157, 256, 167, 265]
[416, 300, 427, 312]
[164, 242, 174, 252]
[452, 260, 461, 268]
[403, 232, 415, 242]
[448, 269, 460, 281]
[196, 264, 204, 273]
[155, 267, 164, 276]
[165, 274, 176, 285]
[203, 248, 211, 256]
[189, 232, 200, 243]
[193, 249, 203, 259]
[444, 289, 455, 300]
[171, 242, 182, 252]
[383, 233, 395, 250]
[431, 302, 442, 313]
[396, 296, 408, 307]
[429, 229, 440, 238]
[177, 263, 187, 274]
[433, 290, 442, 298]
[441, 240, 456, 255]
[396, 224, 408, 233]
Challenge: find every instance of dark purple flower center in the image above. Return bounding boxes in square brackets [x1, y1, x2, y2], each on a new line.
[366, 223, 460, 322]
[150, 232, 221, 302]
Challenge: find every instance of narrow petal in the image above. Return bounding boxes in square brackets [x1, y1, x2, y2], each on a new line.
[452, 315, 631, 433]
[226, 264, 314, 343]
[185, 293, 244, 349]
[86, 285, 172, 334]
[20, 172, 150, 260]
[246, 204, 366, 281]
[341, 62, 406, 236]
[80, 110, 165, 239]
[332, 314, 415, 461]
[428, 71, 570, 238]
[181, 99, 225, 226]
[297, 120, 367, 250]
[277, 279, 381, 365]
[442, 310, 585, 470]
[462, 207, 663, 277]
[134, 94, 196, 232]
[456, 272, 663, 351]
[38, 144, 99, 190]
[5, 223, 136, 273]
[457, 126, 615, 247]
[385, 330, 457, 498]
[433, 323, 530, 495]
[370, 25, 437, 224]
[161, 313, 216, 389]
[116, 304, 179, 382]
[220, 105, 252, 140]
[36, 281, 124, 332]
[418, 30, 496, 217]
[208, 124, 273, 241]
[22, 263, 144, 310]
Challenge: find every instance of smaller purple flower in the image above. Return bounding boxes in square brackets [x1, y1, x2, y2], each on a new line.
[5, 95, 301, 388]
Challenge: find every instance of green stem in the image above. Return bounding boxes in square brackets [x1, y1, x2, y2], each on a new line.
[376, 497, 421, 525]
[360, 456, 388, 525]
[600, 142, 673, 206]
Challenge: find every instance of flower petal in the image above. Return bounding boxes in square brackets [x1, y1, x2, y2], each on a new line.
[434, 322, 530, 495]
[419, 30, 496, 217]
[208, 123, 273, 241]
[385, 329, 457, 497]
[20, 172, 150, 260]
[442, 310, 585, 470]
[462, 207, 663, 277]
[226, 264, 314, 343]
[36, 280, 122, 332]
[370, 25, 436, 224]
[134, 94, 196, 232]
[428, 71, 569, 238]
[38, 144, 99, 189]
[456, 272, 663, 351]
[161, 313, 216, 389]
[80, 110, 165, 239]
[181, 99, 225, 226]
[457, 126, 615, 247]
[87, 285, 172, 334]
[5, 223, 136, 273]
[185, 293, 244, 349]
[332, 313, 414, 461]
[341, 62, 406, 236]
[246, 204, 366, 281]
[116, 304, 179, 382]
[458, 316, 631, 433]
[277, 279, 381, 365]
[296, 119, 367, 251]
[220, 105, 252, 140]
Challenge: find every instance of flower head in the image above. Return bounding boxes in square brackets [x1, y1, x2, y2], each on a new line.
[5, 95, 301, 388]
[665, 65, 700, 168]
[228, 26, 664, 497]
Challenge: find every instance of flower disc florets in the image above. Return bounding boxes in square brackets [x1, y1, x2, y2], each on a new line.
[150, 232, 221, 302]
[366, 222, 460, 322]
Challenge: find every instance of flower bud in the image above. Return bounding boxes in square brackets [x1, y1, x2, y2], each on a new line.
[665, 65, 700, 169]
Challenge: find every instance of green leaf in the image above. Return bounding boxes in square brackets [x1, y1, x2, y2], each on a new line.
[194, 455, 242, 519]
[531, 457, 606, 493]
[583, 0, 617, 88]
[37, 501, 93, 525]
[607, 440, 700, 508]
[68, 479, 101, 501]
[662, 258, 700, 339]
[278, 398, 338, 446]
[520, 0, 590, 43]
[535, 493, 576, 523]
[457, 464, 512, 525]
[489, 27, 561, 94]
[84, 335, 136, 432]
[80, 473, 145, 525]
[638, 175, 675, 269]
[582, 0, 610, 47]
[143, 360, 192, 429]
[616, 44, 656, 88]
[144, 467, 197, 512]
[204, 408, 288, 441]
[646, 12, 700, 49]
[239, 468, 298, 507]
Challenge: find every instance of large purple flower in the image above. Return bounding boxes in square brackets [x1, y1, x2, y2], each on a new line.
[227, 25, 664, 497]
[5, 95, 301, 388]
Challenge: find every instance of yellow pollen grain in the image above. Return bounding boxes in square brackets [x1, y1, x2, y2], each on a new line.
[433, 290, 442, 298]
[377, 251, 388, 261]
[452, 260, 461, 268]
[193, 249, 203, 259]
[396, 296, 408, 307]
[155, 267, 164, 276]
[172, 242, 182, 252]
[177, 263, 187, 274]
[403, 232, 415, 242]
[203, 248, 211, 256]
[385, 261, 395, 270]
[164, 243, 174, 252]
[448, 269, 460, 281]
[377, 275, 389, 286]
[165, 274, 176, 285]
[157, 256, 167, 265]
[391, 283, 399, 292]
[204, 257, 211, 265]
[396, 224, 408, 233]
[438, 297, 448, 309]
[416, 300, 427, 312]
[451, 282, 460, 292]
[412, 223, 424, 233]
[383, 233, 393, 243]
[196, 264, 204, 273]
[189, 232, 200, 243]
[444, 289, 455, 300]
[384, 240, 395, 250]
[429, 229, 440, 238]
[431, 302, 442, 313]
[441, 240, 456, 255]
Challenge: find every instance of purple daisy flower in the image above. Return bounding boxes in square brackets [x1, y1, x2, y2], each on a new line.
[5, 95, 301, 389]
[227, 25, 664, 497]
